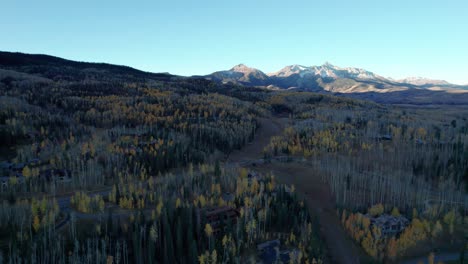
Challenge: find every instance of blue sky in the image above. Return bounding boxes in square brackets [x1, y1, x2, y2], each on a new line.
[1, 0, 467, 84]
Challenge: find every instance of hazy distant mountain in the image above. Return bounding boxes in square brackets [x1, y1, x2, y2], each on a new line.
[396, 77, 450, 86]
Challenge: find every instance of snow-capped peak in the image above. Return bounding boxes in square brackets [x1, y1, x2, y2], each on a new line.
[268, 64, 312, 77]
[267, 63, 381, 80]
[289, 64, 307, 71]
[210, 64, 269, 84]
[231, 64, 252, 71]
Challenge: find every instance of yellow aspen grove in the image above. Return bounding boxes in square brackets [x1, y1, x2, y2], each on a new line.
[0, 45, 464, 264]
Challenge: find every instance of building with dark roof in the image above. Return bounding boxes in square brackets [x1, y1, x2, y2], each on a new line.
[198, 206, 240, 234]
[367, 214, 409, 236]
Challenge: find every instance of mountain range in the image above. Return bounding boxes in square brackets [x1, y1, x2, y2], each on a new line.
[206, 63, 466, 91]
[1, 51, 467, 105]
[204, 63, 468, 104]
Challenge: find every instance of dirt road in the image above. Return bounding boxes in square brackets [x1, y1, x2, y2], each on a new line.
[253, 163, 361, 264]
[227, 117, 288, 162]
[228, 117, 362, 263]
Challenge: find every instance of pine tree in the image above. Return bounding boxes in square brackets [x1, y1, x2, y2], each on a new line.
[175, 217, 183, 258]
[162, 210, 175, 263]
[214, 160, 221, 178]
[188, 239, 198, 264]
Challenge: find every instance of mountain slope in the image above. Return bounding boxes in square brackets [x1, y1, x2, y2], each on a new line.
[208, 64, 269, 86]
[0, 51, 174, 81]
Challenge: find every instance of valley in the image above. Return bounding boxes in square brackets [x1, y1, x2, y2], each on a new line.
[0, 52, 466, 264]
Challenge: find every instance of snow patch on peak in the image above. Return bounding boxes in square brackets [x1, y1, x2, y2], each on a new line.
[289, 64, 307, 71]
[231, 64, 250, 71]
[268, 64, 313, 77]
[231, 63, 265, 73]
[228, 64, 267, 76]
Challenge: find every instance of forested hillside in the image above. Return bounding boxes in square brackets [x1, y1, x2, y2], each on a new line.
[0, 52, 466, 263]
[0, 52, 325, 263]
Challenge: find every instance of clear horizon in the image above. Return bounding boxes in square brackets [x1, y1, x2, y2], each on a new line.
[2, 0, 467, 84]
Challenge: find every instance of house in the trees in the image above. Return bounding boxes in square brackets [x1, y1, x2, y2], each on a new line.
[39, 169, 72, 183]
[368, 214, 409, 236]
[278, 249, 300, 263]
[258, 239, 280, 251]
[28, 158, 42, 166]
[198, 206, 240, 234]
[55, 169, 72, 182]
[257, 239, 280, 263]
[415, 138, 425, 145]
[377, 134, 393, 141]
[257, 239, 299, 264]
